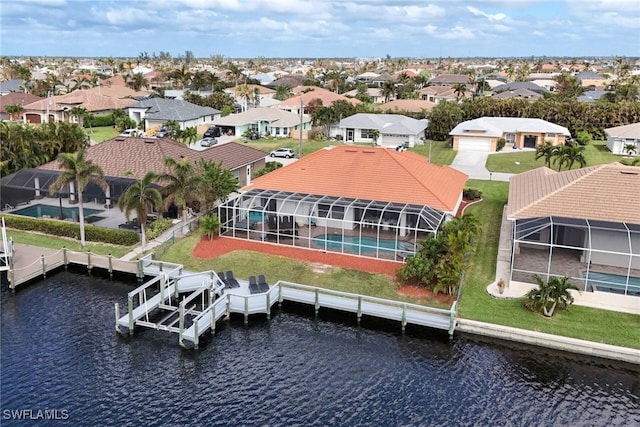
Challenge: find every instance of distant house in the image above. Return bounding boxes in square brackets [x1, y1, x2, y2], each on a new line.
[212, 107, 311, 138]
[343, 88, 384, 103]
[224, 84, 278, 109]
[21, 90, 137, 124]
[375, 99, 436, 114]
[604, 123, 640, 155]
[492, 88, 542, 100]
[0, 92, 42, 121]
[338, 113, 428, 147]
[419, 86, 465, 103]
[450, 117, 570, 152]
[576, 71, 609, 90]
[507, 163, 640, 304]
[577, 90, 607, 103]
[428, 74, 470, 86]
[0, 79, 25, 96]
[218, 145, 468, 261]
[126, 98, 221, 130]
[492, 81, 547, 94]
[275, 87, 360, 115]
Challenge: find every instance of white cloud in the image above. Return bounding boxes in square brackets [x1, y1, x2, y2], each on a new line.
[436, 25, 475, 40]
[600, 11, 640, 29]
[467, 6, 507, 21]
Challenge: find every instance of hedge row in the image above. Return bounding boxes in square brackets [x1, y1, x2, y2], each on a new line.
[84, 114, 115, 128]
[146, 218, 174, 240]
[2, 214, 139, 246]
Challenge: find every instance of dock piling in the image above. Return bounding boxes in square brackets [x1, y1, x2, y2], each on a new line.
[115, 303, 120, 333]
[108, 254, 113, 279]
[41, 255, 46, 278]
[63, 247, 68, 270]
[87, 252, 92, 275]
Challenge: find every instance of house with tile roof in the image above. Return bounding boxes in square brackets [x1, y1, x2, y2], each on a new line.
[604, 123, 640, 155]
[492, 81, 547, 94]
[492, 87, 542, 100]
[507, 163, 640, 299]
[419, 86, 465, 103]
[343, 88, 384, 103]
[217, 145, 467, 261]
[224, 84, 278, 109]
[212, 107, 311, 138]
[21, 90, 137, 124]
[338, 113, 428, 147]
[450, 117, 570, 152]
[275, 87, 360, 115]
[0, 79, 25, 96]
[1, 138, 267, 210]
[0, 92, 42, 121]
[375, 99, 436, 114]
[125, 98, 221, 131]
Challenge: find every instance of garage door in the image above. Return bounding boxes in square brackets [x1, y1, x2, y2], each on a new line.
[458, 138, 492, 152]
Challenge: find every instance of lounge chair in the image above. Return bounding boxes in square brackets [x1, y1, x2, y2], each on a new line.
[216, 271, 228, 287]
[226, 271, 240, 288]
[249, 276, 261, 294]
[258, 274, 270, 292]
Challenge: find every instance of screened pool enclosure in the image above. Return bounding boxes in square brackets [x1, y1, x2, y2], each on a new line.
[218, 189, 447, 261]
[511, 216, 640, 296]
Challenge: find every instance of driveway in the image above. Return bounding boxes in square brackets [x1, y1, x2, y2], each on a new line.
[451, 151, 514, 182]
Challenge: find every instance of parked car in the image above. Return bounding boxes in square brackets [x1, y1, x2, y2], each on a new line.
[119, 129, 142, 137]
[198, 137, 217, 147]
[270, 148, 295, 158]
[155, 128, 170, 138]
[204, 126, 221, 138]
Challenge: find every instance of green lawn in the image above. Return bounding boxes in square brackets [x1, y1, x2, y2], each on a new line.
[458, 180, 640, 349]
[486, 141, 623, 174]
[85, 126, 119, 143]
[7, 229, 133, 258]
[158, 233, 450, 309]
[409, 140, 457, 165]
[240, 137, 345, 157]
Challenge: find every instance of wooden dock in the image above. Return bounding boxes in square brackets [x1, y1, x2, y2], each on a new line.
[116, 258, 458, 349]
[6, 245, 140, 289]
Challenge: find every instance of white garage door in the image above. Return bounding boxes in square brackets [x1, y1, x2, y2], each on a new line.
[458, 137, 492, 152]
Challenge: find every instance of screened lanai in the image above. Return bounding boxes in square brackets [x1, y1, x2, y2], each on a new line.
[511, 216, 640, 296]
[1, 168, 138, 209]
[218, 189, 446, 261]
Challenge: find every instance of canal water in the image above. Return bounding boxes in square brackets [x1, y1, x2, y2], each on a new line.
[1, 270, 639, 426]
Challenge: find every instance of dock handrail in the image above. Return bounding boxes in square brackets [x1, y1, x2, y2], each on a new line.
[277, 281, 455, 315]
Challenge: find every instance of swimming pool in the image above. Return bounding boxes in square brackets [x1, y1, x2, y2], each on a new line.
[313, 234, 415, 254]
[582, 271, 640, 296]
[10, 204, 104, 221]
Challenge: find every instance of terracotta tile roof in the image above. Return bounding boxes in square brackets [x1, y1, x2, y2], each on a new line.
[375, 99, 436, 113]
[245, 145, 467, 213]
[22, 90, 137, 113]
[0, 92, 42, 114]
[83, 85, 150, 98]
[277, 88, 361, 107]
[226, 84, 275, 95]
[507, 163, 640, 224]
[38, 138, 267, 179]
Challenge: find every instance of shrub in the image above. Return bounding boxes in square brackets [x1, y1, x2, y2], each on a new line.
[2, 214, 139, 246]
[84, 114, 115, 128]
[463, 188, 482, 200]
[575, 131, 592, 146]
[146, 218, 174, 240]
[496, 138, 506, 151]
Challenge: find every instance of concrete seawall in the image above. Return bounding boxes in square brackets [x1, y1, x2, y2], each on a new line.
[457, 318, 640, 365]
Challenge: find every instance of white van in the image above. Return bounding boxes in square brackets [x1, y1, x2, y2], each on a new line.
[119, 129, 142, 137]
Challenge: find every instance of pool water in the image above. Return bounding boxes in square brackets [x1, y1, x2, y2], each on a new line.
[313, 234, 415, 254]
[583, 271, 640, 295]
[10, 204, 104, 221]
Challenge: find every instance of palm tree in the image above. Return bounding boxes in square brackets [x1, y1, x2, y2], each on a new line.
[4, 104, 24, 121]
[236, 84, 253, 111]
[624, 143, 637, 157]
[381, 80, 396, 103]
[370, 129, 381, 146]
[452, 83, 467, 100]
[274, 84, 293, 101]
[197, 159, 239, 210]
[157, 157, 205, 225]
[49, 149, 107, 248]
[554, 144, 586, 171]
[525, 275, 579, 317]
[128, 73, 149, 91]
[180, 126, 198, 146]
[68, 106, 87, 128]
[535, 140, 557, 168]
[117, 171, 163, 252]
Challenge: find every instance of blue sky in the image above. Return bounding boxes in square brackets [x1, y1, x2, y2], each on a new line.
[1, 0, 639, 58]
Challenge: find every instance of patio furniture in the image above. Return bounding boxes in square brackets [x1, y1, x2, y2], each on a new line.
[216, 271, 228, 287]
[225, 271, 240, 288]
[258, 275, 270, 292]
[249, 276, 260, 294]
